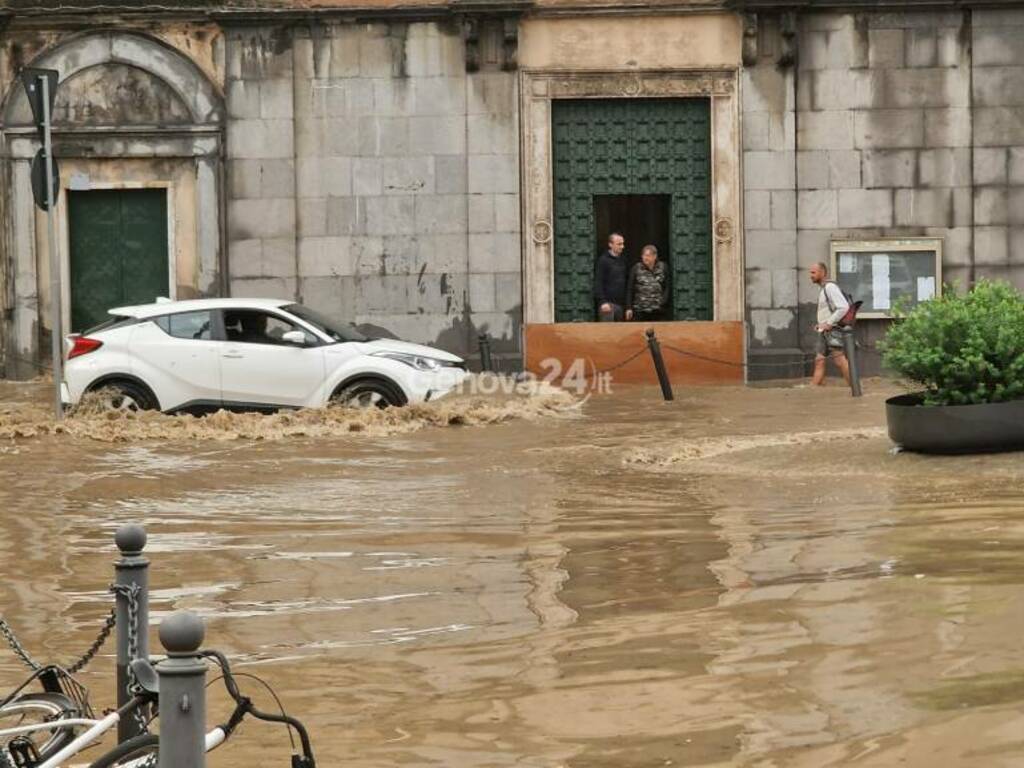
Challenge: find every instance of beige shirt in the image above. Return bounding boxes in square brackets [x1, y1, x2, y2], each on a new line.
[818, 282, 849, 326]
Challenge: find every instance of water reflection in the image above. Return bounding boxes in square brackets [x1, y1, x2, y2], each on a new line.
[2, 380, 1024, 765]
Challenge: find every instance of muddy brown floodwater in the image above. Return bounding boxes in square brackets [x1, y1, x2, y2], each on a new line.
[3, 377, 1024, 767]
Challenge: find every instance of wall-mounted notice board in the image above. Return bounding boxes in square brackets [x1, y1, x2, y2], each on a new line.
[830, 238, 943, 319]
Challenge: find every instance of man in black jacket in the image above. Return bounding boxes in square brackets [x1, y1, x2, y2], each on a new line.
[593, 232, 628, 322]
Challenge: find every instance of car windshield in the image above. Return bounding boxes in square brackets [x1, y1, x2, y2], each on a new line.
[283, 304, 367, 343]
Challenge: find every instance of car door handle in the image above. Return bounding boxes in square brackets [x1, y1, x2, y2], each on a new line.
[223, 351, 244, 359]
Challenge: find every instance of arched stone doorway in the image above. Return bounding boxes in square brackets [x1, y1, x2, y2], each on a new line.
[1, 31, 224, 378]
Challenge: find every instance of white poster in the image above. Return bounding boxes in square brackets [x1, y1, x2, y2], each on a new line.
[839, 254, 856, 273]
[917, 276, 936, 302]
[872, 254, 891, 310]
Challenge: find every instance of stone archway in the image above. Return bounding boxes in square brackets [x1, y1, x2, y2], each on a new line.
[2, 32, 222, 127]
[1, 32, 224, 378]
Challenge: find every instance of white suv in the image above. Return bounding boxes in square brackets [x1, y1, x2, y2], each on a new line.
[62, 298, 469, 412]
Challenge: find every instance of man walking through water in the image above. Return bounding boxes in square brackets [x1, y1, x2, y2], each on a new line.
[594, 232, 628, 321]
[810, 262, 852, 387]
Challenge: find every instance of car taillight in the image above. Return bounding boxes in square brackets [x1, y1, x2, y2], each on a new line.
[68, 336, 103, 359]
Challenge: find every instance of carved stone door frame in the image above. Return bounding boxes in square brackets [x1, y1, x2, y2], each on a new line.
[520, 69, 742, 324]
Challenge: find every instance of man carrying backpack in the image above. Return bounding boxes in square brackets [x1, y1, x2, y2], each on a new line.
[809, 262, 852, 387]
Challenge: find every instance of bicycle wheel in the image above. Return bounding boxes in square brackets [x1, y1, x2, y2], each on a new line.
[0, 692, 80, 765]
[88, 733, 158, 768]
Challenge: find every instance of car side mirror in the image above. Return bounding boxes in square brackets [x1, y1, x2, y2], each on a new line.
[282, 330, 307, 346]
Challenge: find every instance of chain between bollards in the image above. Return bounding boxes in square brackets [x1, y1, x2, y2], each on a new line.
[645, 329, 674, 402]
[478, 333, 493, 373]
[157, 611, 208, 768]
[114, 524, 150, 743]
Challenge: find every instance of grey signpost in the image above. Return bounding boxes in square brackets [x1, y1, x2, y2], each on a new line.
[21, 68, 62, 420]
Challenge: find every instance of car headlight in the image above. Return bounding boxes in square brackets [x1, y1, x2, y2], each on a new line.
[373, 351, 443, 372]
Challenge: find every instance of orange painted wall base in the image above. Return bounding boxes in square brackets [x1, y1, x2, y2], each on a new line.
[524, 321, 745, 385]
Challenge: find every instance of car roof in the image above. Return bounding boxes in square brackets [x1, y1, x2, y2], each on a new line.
[109, 298, 293, 320]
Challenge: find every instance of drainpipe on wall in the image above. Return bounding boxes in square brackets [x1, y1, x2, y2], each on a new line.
[965, 8, 976, 289]
[218, 131, 230, 298]
[291, 23, 303, 305]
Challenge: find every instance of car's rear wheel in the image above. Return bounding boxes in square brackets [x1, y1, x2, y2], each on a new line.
[332, 379, 404, 409]
[88, 380, 159, 412]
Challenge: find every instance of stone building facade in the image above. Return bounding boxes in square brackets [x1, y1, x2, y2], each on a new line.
[742, 6, 1024, 374]
[1, 1, 1023, 381]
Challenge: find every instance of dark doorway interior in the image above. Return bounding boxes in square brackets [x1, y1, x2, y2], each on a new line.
[593, 194, 672, 319]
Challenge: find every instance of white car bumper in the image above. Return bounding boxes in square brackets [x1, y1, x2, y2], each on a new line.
[60, 381, 72, 406]
[406, 366, 469, 404]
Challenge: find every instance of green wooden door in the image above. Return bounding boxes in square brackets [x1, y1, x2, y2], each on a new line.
[69, 189, 169, 332]
[552, 98, 712, 321]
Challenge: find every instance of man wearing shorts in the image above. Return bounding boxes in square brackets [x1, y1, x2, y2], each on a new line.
[809, 262, 851, 387]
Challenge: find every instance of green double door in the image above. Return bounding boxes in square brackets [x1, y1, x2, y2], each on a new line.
[552, 98, 712, 322]
[69, 189, 169, 332]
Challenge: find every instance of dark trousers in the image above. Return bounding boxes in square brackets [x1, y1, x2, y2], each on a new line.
[633, 309, 665, 322]
[598, 303, 624, 322]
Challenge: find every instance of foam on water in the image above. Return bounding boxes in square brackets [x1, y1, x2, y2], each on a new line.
[0, 376, 578, 442]
[626, 427, 889, 465]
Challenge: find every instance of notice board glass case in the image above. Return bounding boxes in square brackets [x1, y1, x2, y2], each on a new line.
[829, 238, 943, 319]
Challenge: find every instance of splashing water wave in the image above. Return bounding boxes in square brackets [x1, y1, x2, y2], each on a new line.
[0, 377, 579, 443]
[626, 427, 889, 466]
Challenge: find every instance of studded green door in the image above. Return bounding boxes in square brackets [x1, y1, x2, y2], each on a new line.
[69, 189, 169, 332]
[552, 98, 712, 321]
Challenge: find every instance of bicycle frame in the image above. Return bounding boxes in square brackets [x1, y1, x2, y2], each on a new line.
[36, 711, 120, 768]
[0, 719, 99, 740]
[7, 712, 224, 768]
[4, 652, 312, 768]
[35, 721, 224, 768]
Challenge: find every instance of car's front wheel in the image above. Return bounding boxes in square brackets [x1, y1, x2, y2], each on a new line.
[332, 379, 404, 409]
[87, 380, 160, 412]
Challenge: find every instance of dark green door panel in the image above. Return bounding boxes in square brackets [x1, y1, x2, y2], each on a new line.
[552, 98, 712, 322]
[69, 189, 169, 332]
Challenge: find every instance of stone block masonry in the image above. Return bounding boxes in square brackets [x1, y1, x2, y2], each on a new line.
[743, 8, 1024, 377]
[225, 22, 521, 362]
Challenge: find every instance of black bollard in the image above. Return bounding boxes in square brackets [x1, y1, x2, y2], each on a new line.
[840, 327, 862, 397]
[478, 333, 493, 373]
[645, 329, 674, 402]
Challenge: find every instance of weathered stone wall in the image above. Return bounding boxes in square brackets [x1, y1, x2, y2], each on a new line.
[972, 10, 1024, 283]
[743, 9, 1024, 377]
[224, 22, 521, 362]
[742, 16, 801, 374]
[0, 26, 225, 379]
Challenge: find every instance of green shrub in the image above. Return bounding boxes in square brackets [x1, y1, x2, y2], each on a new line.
[880, 280, 1024, 406]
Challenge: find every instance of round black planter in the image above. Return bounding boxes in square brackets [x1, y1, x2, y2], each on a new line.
[886, 394, 1024, 454]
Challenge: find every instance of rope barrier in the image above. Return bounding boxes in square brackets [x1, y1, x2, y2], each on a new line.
[591, 347, 649, 377]
[660, 340, 885, 370]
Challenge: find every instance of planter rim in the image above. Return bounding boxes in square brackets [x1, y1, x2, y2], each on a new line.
[886, 392, 1024, 409]
[886, 392, 1024, 454]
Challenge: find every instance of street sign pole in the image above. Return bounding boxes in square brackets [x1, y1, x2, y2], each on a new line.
[40, 74, 62, 421]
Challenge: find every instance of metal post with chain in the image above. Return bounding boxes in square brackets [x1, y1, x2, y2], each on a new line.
[110, 582, 148, 732]
[113, 525, 150, 743]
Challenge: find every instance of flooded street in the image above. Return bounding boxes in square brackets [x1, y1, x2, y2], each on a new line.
[3, 379, 1024, 767]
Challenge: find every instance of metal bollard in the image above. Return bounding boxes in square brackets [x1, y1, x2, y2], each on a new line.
[157, 612, 207, 768]
[478, 333, 493, 373]
[645, 329, 674, 402]
[114, 524, 150, 743]
[840, 327, 863, 398]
